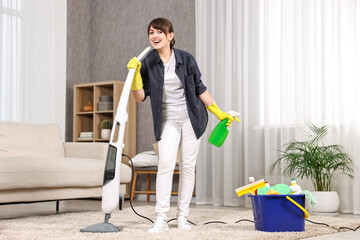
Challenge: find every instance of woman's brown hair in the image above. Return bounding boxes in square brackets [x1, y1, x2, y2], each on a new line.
[147, 18, 175, 48]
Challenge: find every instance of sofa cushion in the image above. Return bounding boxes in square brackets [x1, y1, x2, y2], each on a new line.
[129, 151, 158, 167]
[0, 157, 131, 190]
[0, 122, 65, 158]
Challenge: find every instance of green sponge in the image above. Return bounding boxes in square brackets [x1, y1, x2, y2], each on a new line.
[257, 183, 291, 195]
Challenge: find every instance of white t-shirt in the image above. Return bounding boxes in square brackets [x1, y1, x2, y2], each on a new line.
[161, 51, 188, 121]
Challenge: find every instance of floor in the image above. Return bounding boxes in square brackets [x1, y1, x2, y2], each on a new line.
[0, 199, 359, 239]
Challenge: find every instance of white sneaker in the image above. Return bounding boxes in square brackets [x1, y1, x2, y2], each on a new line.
[147, 218, 169, 233]
[177, 216, 191, 230]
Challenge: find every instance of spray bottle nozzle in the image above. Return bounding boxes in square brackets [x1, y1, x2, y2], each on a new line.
[227, 111, 240, 118]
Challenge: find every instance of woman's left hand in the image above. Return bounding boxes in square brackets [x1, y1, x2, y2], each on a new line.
[206, 102, 240, 127]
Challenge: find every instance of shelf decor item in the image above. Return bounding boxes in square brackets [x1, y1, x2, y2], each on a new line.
[84, 101, 94, 112]
[98, 95, 113, 111]
[269, 122, 354, 214]
[100, 119, 112, 139]
[78, 131, 93, 140]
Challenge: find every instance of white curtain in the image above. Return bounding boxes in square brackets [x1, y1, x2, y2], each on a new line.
[196, 0, 360, 214]
[0, 0, 66, 139]
[0, 0, 23, 121]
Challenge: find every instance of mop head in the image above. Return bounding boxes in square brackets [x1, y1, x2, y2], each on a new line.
[80, 222, 123, 233]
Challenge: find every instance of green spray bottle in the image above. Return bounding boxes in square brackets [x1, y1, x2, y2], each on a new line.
[208, 111, 240, 147]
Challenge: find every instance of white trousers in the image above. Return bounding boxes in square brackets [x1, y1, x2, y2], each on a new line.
[155, 118, 201, 220]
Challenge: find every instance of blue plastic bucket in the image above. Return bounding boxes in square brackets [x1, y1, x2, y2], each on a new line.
[249, 195, 306, 232]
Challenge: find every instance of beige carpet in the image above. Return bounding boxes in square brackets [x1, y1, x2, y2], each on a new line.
[0, 205, 359, 240]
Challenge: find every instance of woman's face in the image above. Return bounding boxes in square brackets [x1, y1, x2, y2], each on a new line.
[148, 26, 173, 50]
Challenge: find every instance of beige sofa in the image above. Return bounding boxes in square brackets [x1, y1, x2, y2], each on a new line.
[0, 122, 131, 206]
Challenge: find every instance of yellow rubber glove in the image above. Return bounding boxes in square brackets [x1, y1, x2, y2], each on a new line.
[127, 57, 143, 90]
[206, 102, 240, 127]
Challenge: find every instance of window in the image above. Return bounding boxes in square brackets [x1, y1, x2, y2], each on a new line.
[257, 1, 359, 127]
[0, 0, 23, 121]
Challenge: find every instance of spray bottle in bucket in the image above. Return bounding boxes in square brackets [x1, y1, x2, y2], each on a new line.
[208, 111, 240, 147]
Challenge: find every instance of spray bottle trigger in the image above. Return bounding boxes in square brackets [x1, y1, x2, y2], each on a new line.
[227, 110, 240, 118]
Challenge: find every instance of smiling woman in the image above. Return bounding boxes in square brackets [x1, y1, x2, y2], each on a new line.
[126, 17, 239, 233]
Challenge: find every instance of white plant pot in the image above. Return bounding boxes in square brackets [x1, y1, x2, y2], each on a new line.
[101, 129, 111, 139]
[309, 191, 340, 214]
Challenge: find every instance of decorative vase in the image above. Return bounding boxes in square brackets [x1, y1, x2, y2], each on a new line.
[309, 191, 340, 215]
[83, 101, 93, 112]
[101, 129, 111, 139]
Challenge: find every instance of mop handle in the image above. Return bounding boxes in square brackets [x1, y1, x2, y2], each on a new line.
[137, 46, 152, 61]
[286, 196, 309, 218]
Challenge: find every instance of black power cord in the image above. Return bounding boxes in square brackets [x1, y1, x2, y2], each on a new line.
[124, 153, 240, 226]
[123, 153, 240, 226]
[305, 219, 331, 228]
[235, 219, 255, 224]
[167, 218, 197, 226]
[123, 154, 360, 231]
[339, 225, 360, 231]
[203, 221, 227, 225]
[122, 154, 153, 224]
[305, 219, 360, 232]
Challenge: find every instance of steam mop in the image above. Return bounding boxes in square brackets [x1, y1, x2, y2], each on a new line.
[80, 47, 152, 233]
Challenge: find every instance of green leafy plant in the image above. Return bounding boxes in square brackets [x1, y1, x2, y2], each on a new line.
[270, 122, 354, 191]
[101, 119, 112, 130]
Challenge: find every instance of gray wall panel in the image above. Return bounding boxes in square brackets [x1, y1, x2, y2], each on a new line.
[66, 0, 196, 154]
[66, 0, 92, 142]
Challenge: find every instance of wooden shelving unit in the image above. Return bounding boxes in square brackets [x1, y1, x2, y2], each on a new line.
[73, 80, 137, 158]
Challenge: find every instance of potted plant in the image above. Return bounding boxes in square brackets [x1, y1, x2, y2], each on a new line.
[270, 122, 354, 214]
[100, 119, 112, 139]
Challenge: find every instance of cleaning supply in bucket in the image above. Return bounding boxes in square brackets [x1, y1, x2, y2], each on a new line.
[299, 190, 317, 206]
[248, 177, 259, 195]
[265, 189, 279, 195]
[249, 177, 255, 183]
[287, 179, 317, 206]
[235, 179, 266, 197]
[289, 179, 302, 194]
[235, 179, 310, 232]
[208, 111, 240, 147]
[249, 195, 308, 232]
[257, 183, 291, 195]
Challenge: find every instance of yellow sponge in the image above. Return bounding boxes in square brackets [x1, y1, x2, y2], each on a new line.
[265, 189, 280, 195]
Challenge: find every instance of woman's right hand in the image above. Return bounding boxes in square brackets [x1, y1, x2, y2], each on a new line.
[127, 57, 143, 90]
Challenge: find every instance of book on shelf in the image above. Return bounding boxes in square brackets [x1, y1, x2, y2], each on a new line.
[80, 132, 93, 136]
[79, 132, 93, 140]
[79, 134, 93, 137]
[78, 137, 93, 140]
